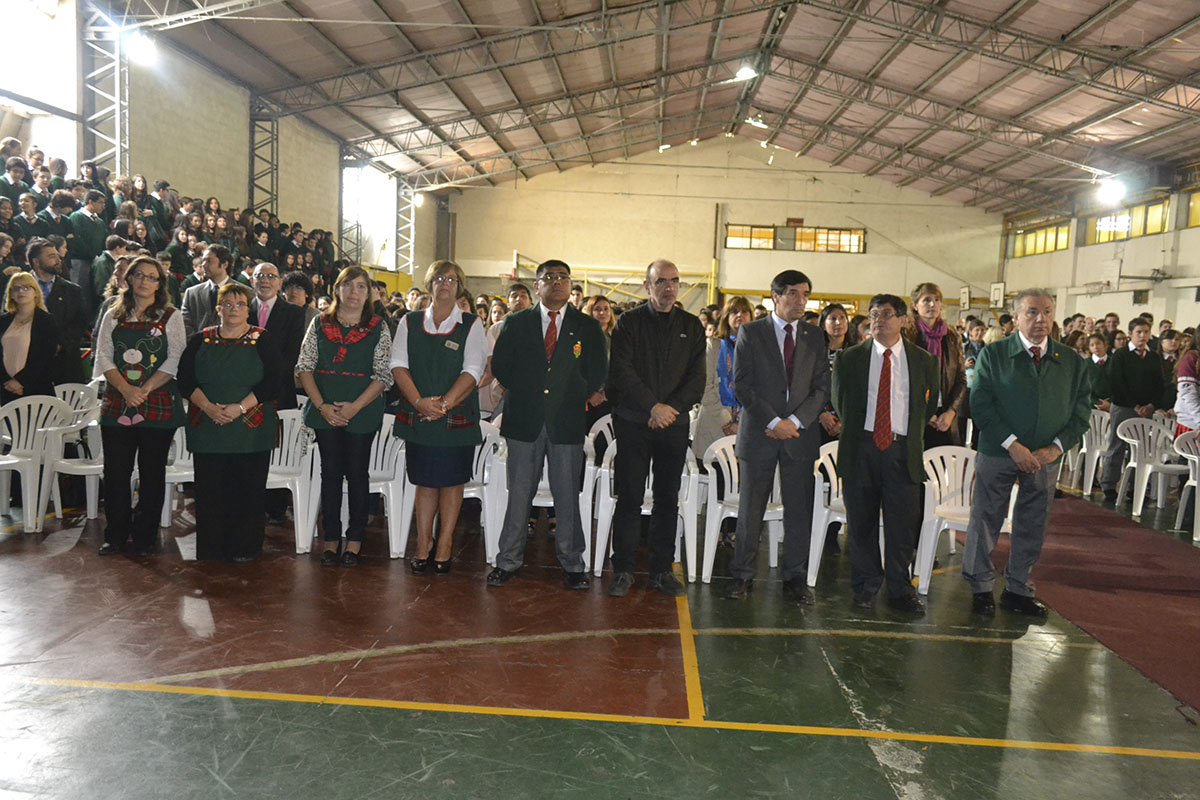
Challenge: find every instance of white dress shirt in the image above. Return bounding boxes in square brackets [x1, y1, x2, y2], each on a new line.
[864, 337, 909, 436]
[389, 306, 487, 382]
[1001, 331, 1061, 452]
[766, 312, 802, 431]
[539, 303, 564, 341]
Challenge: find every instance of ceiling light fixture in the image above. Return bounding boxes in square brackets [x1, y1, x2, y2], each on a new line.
[735, 65, 758, 82]
[689, 139, 698, 146]
[412, 192, 425, 208]
[658, 143, 671, 152]
[745, 115, 768, 129]
[123, 29, 157, 65]
[1095, 178, 1126, 206]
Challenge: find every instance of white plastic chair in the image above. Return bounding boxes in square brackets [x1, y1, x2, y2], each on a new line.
[1114, 417, 1187, 516]
[807, 441, 847, 587]
[1072, 409, 1110, 493]
[915, 446, 978, 595]
[697, 436, 781, 584]
[1173, 429, 1200, 543]
[578, 414, 616, 565]
[593, 440, 701, 580]
[0, 396, 75, 531]
[320, 413, 406, 557]
[160, 427, 195, 527]
[36, 402, 103, 529]
[265, 409, 317, 553]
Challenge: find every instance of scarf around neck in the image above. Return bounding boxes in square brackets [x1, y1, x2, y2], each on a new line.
[916, 316, 949, 360]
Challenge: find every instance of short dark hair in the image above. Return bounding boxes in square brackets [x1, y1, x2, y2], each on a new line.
[1087, 332, 1107, 344]
[205, 243, 232, 268]
[154, 179, 170, 191]
[84, 189, 105, 205]
[50, 190, 75, 211]
[1104, 312, 1119, 320]
[868, 293, 907, 317]
[535, 259, 570, 279]
[770, 269, 812, 296]
[1128, 317, 1151, 333]
[5, 157, 25, 172]
[998, 313, 1013, 325]
[508, 282, 532, 298]
[105, 235, 127, 251]
[281, 270, 314, 302]
[25, 237, 52, 267]
[571, 284, 583, 293]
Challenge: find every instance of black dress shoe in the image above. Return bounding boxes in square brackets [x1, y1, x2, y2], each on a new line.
[608, 572, 634, 597]
[410, 556, 430, 574]
[1103, 489, 1118, 502]
[97, 542, 121, 556]
[231, 555, 257, 563]
[433, 559, 451, 575]
[648, 571, 685, 597]
[487, 567, 518, 587]
[782, 577, 814, 605]
[972, 591, 996, 617]
[852, 591, 874, 609]
[563, 571, 590, 590]
[999, 590, 1048, 618]
[133, 544, 156, 557]
[341, 549, 360, 568]
[319, 548, 340, 567]
[887, 594, 926, 615]
[723, 578, 753, 600]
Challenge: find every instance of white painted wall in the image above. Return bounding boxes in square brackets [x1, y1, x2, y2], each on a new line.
[278, 115, 338, 233]
[447, 138, 1004, 306]
[6, 0, 78, 164]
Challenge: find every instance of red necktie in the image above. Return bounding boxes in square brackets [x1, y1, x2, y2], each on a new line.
[1031, 345, 1041, 366]
[873, 349, 892, 451]
[783, 323, 795, 383]
[544, 310, 558, 361]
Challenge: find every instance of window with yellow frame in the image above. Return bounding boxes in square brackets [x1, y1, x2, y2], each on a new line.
[1083, 197, 1169, 245]
[1008, 222, 1070, 258]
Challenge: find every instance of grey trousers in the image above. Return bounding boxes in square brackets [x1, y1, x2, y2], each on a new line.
[1100, 404, 1138, 491]
[494, 427, 587, 573]
[962, 452, 1057, 597]
[729, 435, 818, 582]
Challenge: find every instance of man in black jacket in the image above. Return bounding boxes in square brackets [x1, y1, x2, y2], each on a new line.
[605, 259, 705, 597]
[27, 237, 88, 384]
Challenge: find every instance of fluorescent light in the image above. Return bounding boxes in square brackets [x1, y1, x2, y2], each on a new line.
[124, 30, 157, 65]
[760, 140, 768, 148]
[1096, 178, 1126, 206]
[735, 65, 758, 82]
[658, 143, 671, 152]
[768, 154, 774, 165]
[745, 115, 768, 129]
[689, 139, 698, 146]
[412, 192, 425, 208]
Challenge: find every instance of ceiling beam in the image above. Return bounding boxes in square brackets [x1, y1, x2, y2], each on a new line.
[523, 0, 591, 165]
[727, 3, 796, 135]
[261, 0, 798, 116]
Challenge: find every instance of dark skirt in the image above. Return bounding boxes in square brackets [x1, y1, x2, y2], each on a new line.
[404, 441, 474, 488]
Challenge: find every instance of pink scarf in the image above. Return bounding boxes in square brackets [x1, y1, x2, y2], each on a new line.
[916, 317, 949, 361]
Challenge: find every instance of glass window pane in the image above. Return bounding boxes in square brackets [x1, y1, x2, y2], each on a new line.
[1189, 193, 1200, 228]
[1146, 202, 1165, 234]
[725, 224, 750, 249]
[1129, 206, 1145, 237]
[1034, 229, 1046, 254]
[1013, 233, 1024, 258]
[1057, 225, 1070, 250]
[796, 227, 815, 251]
[774, 227, 796, 251]
[750, 226, 774, 249]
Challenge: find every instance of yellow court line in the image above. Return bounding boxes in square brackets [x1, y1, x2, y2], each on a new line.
[21, 676, 1199, 762]
[673, 567, 705, 721]
[0, 509, 73, 534]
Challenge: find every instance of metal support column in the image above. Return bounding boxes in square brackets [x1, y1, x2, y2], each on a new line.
[395, 182, 415, 274]
[249, 96, 278, 214]
[81, 3, 128, 174]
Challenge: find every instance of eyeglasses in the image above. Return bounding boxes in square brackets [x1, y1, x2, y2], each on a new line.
[219, 302, 248, 311]
[129, 273, 160, 283]
[253, 273, 279, 280]
[432, 275, 459, 285]
[868, 310, 897, 322]
[538, 274, 571, 284]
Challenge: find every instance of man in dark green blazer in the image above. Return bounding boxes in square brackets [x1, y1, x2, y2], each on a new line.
[964, 288, 1090, 618]
[487, 259, 608, 590]
[832, 293, 939, 614]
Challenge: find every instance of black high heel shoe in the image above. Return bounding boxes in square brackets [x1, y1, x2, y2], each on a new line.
[433, 559, 452, 575]
[319, 542, 341, 567]
[410, 556, 430, 574]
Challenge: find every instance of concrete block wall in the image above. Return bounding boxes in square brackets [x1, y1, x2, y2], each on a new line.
[278, 115, 338, 232]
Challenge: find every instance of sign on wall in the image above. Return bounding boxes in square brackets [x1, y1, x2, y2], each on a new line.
[990, 282, 1006, 309]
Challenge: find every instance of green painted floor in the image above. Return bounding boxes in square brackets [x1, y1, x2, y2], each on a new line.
[1, 494, 1198, 798]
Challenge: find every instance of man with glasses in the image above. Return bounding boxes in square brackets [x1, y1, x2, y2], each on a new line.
[723, 270, 829, 604]
[487, 259, 608, 590]
[831, 294, 939, 615]
[963, 288, 1090, 618]
[181, 244, 234, 337]
[605, 259, 705, 597]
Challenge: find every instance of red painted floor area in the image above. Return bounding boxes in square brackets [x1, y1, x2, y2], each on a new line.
[0, 504, 691, 720]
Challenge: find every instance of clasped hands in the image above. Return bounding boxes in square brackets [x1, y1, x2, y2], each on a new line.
[318, 400, 363, 427]
[765, 417, 800, 440]
[1007, 441, 1061, 474]
[204, 401, 243, 426]
[648, 403, 677, 430]
[416, 395, 449, 423]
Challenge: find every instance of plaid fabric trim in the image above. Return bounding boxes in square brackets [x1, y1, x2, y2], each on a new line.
[186, 401, 268, 428]
[396, 408, 415, 426]
[101, 386, 176, 422]
[320, 315, 381, 363]
[445, 403, 478, 430]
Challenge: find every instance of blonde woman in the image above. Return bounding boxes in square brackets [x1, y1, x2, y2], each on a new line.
[0, 271, 58, 404]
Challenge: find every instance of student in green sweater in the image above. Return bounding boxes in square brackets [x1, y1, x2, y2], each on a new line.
[1085, 332, 1112, 409]
[1100, 317, 1166, 501]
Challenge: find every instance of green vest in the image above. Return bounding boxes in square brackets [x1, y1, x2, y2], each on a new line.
[185, 326, 276, 454]
[303, 315, 386, 434]
[392, 310, 481, 447]
[99, 309, 185, 430]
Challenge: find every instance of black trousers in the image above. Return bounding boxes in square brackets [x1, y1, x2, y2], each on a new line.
[314, 428, 374, 543]
[844, 436, 920, 599]
[611, 417, 689, 575]
[100, 426, 175, 550]
[193, 451, 270, 561]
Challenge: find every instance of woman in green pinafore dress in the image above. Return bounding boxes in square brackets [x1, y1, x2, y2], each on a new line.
[390, 260, 486, 575]
[296, 266, 394, 568]
[176, 282, 281, 562]
[93, 256, 186, 557]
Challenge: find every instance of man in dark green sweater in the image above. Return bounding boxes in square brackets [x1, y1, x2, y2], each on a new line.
[963, 288, 1090, 618]
[1099, 317, 1166, 501]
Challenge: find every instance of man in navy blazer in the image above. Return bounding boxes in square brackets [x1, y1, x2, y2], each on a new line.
[487, 259, 608, 589]
[725, 270, 830, 604]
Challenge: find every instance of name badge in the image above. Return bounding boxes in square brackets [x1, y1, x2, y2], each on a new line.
[445, 340, 460, 351]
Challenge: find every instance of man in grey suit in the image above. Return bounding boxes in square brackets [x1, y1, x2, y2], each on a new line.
[725, 270, 830, 603]
[181, 244, 234, 337]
